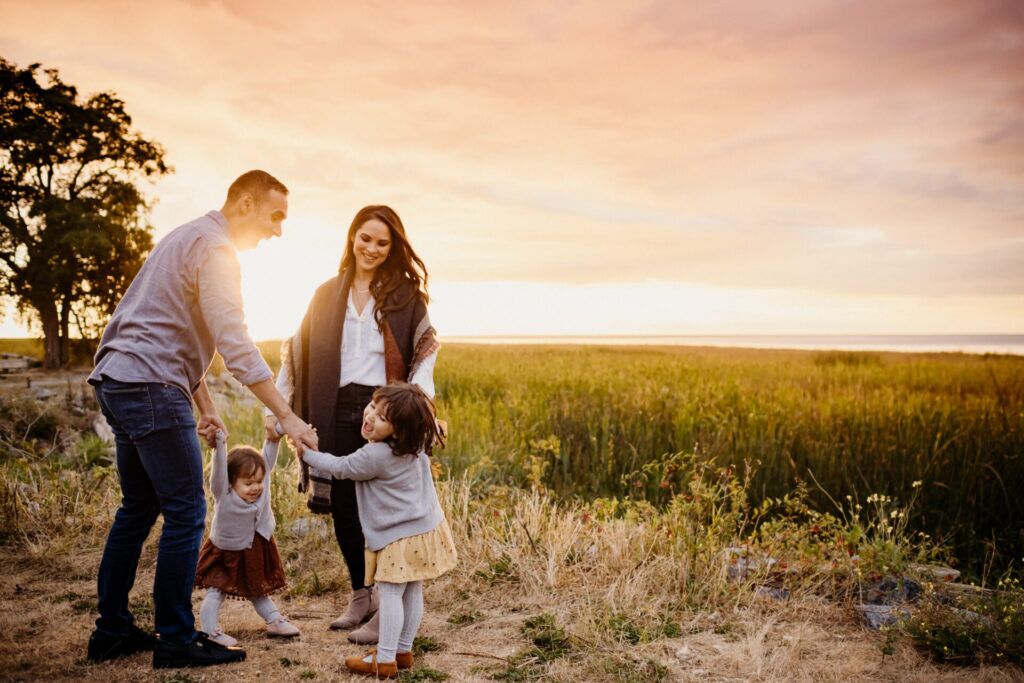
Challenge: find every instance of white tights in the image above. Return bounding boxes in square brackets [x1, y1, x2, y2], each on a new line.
[374, 581, 424, 663]
[199, 587, 281, 634]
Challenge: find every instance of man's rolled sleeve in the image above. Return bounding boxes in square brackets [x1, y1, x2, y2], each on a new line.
[197, 243, 273, 386]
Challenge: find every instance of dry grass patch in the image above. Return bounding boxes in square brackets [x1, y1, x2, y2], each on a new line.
[2, 384, 1023, 681]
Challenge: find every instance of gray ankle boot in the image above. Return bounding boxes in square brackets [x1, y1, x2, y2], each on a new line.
[330, 587, 378, 630]
[347, 609, 379, 644]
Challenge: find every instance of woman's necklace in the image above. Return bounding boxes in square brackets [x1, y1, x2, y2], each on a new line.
[352, 282, 372, 314]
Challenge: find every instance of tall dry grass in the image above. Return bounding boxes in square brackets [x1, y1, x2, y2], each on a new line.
[2, 379, 1023, 679]
[3, 339, 1022, 576]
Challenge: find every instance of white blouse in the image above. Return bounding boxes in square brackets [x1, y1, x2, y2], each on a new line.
[340, 292, 387, 388]
[267, 292, 436, 416]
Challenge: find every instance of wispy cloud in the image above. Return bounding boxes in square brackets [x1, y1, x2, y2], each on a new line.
[1, 0, 1021, 336]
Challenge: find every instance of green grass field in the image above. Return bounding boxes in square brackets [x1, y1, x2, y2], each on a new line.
[429, 344, 1024, 578]
[4, 338, 1023, 576]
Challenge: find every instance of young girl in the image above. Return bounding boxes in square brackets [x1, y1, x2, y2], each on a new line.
[195, 432, 301, 645]
[302, 382, 457, 678]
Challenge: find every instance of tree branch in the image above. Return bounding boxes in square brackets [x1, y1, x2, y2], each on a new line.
[0, 248, 23, 276]
[73, 167, 117, 199]
[67, 160, 87, 200]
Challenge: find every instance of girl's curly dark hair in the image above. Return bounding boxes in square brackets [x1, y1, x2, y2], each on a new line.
[372, 382, 442, 456]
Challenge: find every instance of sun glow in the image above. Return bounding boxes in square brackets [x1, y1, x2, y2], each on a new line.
[1, 2, 1021, 340]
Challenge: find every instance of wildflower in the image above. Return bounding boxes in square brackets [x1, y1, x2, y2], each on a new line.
[912, 480, 923, 488]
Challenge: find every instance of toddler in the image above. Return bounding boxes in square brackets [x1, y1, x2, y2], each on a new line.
[195, 432, 300, 645]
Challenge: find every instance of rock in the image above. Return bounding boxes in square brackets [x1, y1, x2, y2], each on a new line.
[863, 576, 922, 605]
[908, 563, 960, 583]
[94, 414, 115, 443]
[722, 546, 777, 580]
[950, 607, 994, 626]
[754, 585, 790, 601]
[289, 517, 328, 538]
[945, 582, 995, 598]
[855, 603, 909, 630]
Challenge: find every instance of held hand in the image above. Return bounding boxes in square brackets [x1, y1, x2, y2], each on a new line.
[280, 412, 318, 455]
[265, 415, 282, 443]
[197, 412, 227, 448]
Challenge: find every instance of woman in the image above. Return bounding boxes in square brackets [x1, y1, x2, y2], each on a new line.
[265, 205, 438, 645]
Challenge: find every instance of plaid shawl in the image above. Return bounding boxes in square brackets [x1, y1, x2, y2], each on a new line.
[286, 270, 439, 514]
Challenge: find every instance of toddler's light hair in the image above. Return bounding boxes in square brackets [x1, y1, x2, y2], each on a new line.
[227, 445, 264, 485]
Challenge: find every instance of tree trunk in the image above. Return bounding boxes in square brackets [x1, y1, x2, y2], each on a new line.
[59, 298, 71, 367]
[39, 301, 61, 370]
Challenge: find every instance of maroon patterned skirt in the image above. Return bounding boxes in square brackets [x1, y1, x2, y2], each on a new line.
[195, 534, 287, 599]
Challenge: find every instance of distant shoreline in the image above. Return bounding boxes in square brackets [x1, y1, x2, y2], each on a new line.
[440, 334, 1024, 356]
[3, 335, 1023, 360]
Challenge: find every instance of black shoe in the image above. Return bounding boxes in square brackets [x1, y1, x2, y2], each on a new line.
[87, 625, 158, 662]
[152, 632, 246, 669]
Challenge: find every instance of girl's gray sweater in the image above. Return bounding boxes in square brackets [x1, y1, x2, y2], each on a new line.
[301, 442, 442, 551]
[209, 431, 279, 551]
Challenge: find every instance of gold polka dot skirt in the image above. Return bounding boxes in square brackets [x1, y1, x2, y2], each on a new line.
[365, 517, 458, 584]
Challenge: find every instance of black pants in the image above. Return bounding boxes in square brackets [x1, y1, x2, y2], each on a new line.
[332, 383, 377, 590]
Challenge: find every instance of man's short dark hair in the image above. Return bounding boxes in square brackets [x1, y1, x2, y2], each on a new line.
[226, 170, 289, 204]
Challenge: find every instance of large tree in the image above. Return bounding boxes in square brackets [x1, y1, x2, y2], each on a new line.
[0, 57, 171, 368]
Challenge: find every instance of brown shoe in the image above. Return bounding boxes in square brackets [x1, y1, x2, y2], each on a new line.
[369, 649, 413, 670]
[347, 610, 379, 644]
[331, 587, 378, 630]
[345, 651, 397, 678]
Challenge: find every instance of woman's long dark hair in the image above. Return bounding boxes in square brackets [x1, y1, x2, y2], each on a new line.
[338, 205, 429, 327]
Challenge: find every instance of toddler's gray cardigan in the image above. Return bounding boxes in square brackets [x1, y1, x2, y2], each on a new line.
[209, 431, 278, 551]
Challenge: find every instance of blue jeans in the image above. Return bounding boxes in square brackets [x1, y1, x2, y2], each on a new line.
[94, 378, 206, 644]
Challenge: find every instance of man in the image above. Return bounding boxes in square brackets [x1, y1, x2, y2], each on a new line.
[86, 170, 318, 669]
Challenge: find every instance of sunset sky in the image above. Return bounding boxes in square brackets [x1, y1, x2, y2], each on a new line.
[2, 1, 1022, 340]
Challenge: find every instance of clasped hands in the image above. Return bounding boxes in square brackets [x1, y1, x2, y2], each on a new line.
[196, 411, 317, 453]
[265, 413, 318, 453]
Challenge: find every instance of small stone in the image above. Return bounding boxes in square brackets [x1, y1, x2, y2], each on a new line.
[94, 414, 115, 443]
[908, 563, 960, 583]
[864, 576, 922, 605]
[855, 603, 909, 630]
[721, 546, 777, 580]
[951, 607, 994, 626]
[754, 585, 790, 601]
[289, 517, 328, 538]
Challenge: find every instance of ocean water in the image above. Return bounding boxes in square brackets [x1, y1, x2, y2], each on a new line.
[441, 334, 1024, 356]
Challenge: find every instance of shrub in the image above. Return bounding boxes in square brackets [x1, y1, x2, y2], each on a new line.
[902, 577, 1024, 666]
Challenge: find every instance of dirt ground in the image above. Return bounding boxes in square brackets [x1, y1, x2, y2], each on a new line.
[2, 546, 1022, 683]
